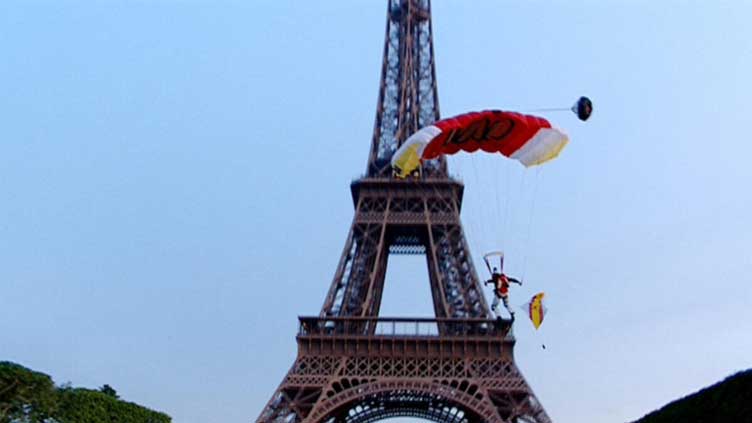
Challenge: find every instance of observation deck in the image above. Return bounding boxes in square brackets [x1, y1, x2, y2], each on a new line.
[297, 316, 515, 359]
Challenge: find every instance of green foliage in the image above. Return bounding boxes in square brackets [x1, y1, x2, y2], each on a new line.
[56, 388, 170, 423]
[99, 385, 119, 399]
[633, 369, 752, 423]
[0, 362, 170, 423]
[0, 361, 58, 423]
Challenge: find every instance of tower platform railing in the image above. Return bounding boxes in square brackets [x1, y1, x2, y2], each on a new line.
[296, 316, 515, 359]
[298, 316, 512, 339]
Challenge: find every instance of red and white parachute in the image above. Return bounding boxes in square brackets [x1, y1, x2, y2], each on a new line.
[391, 110, 569, 178]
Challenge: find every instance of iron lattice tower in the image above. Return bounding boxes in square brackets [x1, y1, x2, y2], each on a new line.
[258, 1, 552, 422]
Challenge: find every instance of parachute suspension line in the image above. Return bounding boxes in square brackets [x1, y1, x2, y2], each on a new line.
[521, 167, 542, 283]
[468, 154, 488, 251]
[459, 153, 491, 270]
[524, 107, 571, 113]
[499, 167, 529, 280]
[494, 160, 503, 249]
[526, 97, 593, 121]
[501, 161, 512, 252]
[515, 167, 528, 246]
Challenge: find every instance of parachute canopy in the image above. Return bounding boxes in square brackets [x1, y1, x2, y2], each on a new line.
[572, 96, 593, 121]
[391, 126, 438, 178]
[391, 110, 568, 178]
[525, 292, 547, 330]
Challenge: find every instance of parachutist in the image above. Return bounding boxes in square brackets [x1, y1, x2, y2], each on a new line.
[483, 251, 522, 320]
[486, 267, 522, 319]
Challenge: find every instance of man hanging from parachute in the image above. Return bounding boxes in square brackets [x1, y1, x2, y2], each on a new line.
[483, 252, 522, 320]
[389, 98, 591, 327]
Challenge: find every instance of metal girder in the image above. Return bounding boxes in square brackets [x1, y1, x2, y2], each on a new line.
[320, 179, 489, 321]
[369, 0, 445, 178]
[256, 317, 552, 423]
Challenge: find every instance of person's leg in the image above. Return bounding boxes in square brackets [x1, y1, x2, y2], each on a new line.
[502, 295, 514, 317]
[491, 295, 501, 317]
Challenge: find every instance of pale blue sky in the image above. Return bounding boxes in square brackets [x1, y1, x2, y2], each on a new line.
[1, 1, 751, 423]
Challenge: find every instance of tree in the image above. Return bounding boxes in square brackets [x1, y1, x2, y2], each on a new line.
[0, 361, 58, 423]
[55, 388, 170, 423]
[99, 385, 119, 399]
[633, 369, 752, 423]
[1, 362, 171, 423]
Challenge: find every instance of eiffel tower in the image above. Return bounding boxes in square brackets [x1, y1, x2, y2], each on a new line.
[257, 1, 552, 422]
